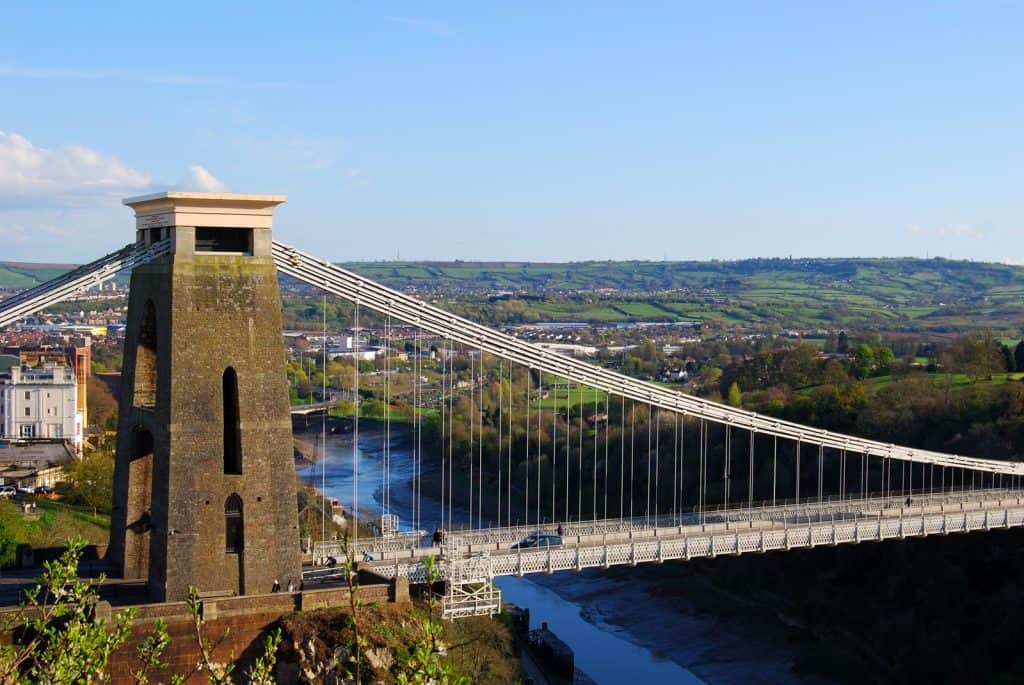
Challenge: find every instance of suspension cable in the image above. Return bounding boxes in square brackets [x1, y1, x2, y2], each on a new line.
[447, 336, 454, 531]
[630, 399, 636, 523]
[620, 394, 625, 522]
[320, 293, 327, 550]
[578, 382, 584, 524]
[672, 412, 679, 523]
[469, 349, 474, 527]
[552, 375, 558, 524]
[748, 429, 755, 516]
[439, 339, 446, 535]
[817, 443, 824, 505]
[353, 301, 360, 546]
[384, 311, 391, 522]
[679, 413, 685, 524]
[564, 379, 570, 524]
[524, 366, 530, 528]
[699, 417, 707, 527]
[537, 370, 543, 527]
[414, 327, 422, 530]
[795, 439, 801, 504]
[478, 348, 484, 529]
[508, 359, 513, 527]
[593, 387, 598, 522]
[772, 435, 778, 506]
[655, 405, 661, 523]
[603, 393, 609, 521]
[497, 359, 503, 528]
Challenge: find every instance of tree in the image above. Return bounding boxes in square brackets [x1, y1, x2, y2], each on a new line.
[1015, 341, 1024, 373]
[1, 540, 283, 684]
[361, 399, 388, 419]
[837, 331, 850, 354]
[942, 334, 1005, 382]
[0, 522, 16, 569]
[875, 347, 895, 376]
[853, 344, 875, 380]
[1001, 344, 1015, 372]
[726, 382, 742, 407]
[0, 539, 135, 683]
[823, 359, 850, 386]
[63, 450, 115, 515]
[86, 375, 118, 431]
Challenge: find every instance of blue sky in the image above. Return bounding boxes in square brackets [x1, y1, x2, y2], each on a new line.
[1, 2, 1021, 263]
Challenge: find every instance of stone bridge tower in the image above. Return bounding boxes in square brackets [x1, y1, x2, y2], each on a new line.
[109, 192, 301, 602]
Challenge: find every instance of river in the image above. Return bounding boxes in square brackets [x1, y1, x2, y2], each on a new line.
[296, 424, 833, 685]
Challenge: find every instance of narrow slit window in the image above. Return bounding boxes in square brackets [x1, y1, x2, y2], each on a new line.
[225, 494, 243, 553]
[223, 367, 242, 474]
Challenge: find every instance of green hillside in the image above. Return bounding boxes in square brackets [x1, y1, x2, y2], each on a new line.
[7, 256, 1024, 333]
[343, 257, 1024, 332]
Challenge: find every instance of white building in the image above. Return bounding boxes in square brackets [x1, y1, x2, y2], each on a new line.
[0, 356, 81, 451]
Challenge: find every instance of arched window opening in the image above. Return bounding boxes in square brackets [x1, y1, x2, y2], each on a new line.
[225, 494, 243, 553]
[133, 301, 158, 407]
[223, 367, 242, 474]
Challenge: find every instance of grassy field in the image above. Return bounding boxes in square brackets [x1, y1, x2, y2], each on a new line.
[536, 383, 607, 409]
[796, 371, 1024, 396]
[0, 498, 110, 554]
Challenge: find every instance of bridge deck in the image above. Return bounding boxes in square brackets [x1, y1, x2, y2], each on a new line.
[305, 488, 1024, 584]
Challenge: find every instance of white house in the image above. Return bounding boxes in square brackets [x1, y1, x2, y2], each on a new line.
[0, 356, 82, 451]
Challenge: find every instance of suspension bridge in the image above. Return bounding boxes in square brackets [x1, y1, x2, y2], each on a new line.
[3, 220, 1024, 619]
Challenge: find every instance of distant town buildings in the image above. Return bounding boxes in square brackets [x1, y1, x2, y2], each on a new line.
[0, 440, 75, 490]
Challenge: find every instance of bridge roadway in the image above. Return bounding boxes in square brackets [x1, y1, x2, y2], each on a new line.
[306, 488, 1024, 584]
[289, 400, 338, 415]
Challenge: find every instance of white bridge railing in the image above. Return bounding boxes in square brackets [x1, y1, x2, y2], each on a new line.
[358, 490, 1024, 584]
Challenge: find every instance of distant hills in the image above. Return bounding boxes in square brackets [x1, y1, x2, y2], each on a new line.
[0, 262, 79, 289]
[6, 257, 1024, 333]
[341, 257, 1024, 332]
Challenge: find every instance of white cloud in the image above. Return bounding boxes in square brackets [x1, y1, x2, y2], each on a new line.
[173, 165, 229, 193]
[937, 224, 985, 239]
[0, 131, 150, 205]
[906, 223, 987, 240]
[0, 222, 69, 244]
[0, 63, 299, 90]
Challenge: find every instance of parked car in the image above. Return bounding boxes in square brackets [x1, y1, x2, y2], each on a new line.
[511, 532, 563, 549]
[36, 485, 54, 495]
[16, 485, 34, 495]
[0, 485, 16, 498]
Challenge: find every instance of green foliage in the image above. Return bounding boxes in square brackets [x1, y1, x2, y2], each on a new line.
[726, 382, 742, 407]
[180, 586, 233, 684]
[942, 333, 1006, 382]
[0, 522, 16, 569]
[853, 344, 875, 379]
[245, 628, 282, 685]
[397, 556, 470, 685]
[361, 398, 389, 419]
[132, 618, 171, 685]
[875, 346, 895, 375]
[0, 538, 134, 684]
[62, 450, 115, 515]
